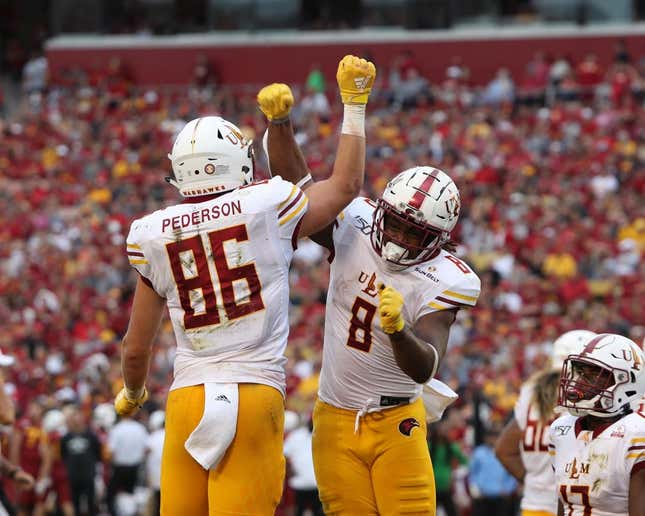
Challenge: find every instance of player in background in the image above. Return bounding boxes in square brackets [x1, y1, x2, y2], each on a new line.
[549, 333, 645, 516]
[9, 401, 50, 516]
[495, 330, 595, 516]
[258, 83, 480, 515]
[114, 54, 375, 515]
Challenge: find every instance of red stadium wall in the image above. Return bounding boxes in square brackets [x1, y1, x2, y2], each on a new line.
[46, 26, 645, 86]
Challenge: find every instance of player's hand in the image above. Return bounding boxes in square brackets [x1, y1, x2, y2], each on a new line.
[378, 284, 405, 334]
[257, 83, 294, 121]
[336, 55, 376, 105]
[114, 387, 148, 417]
[14, 470, 34, 489]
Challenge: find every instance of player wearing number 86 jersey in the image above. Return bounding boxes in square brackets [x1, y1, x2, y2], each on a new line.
[116, 53, 376, 516]
[263, 106, 480, 513]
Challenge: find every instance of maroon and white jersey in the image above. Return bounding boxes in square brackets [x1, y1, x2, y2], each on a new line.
[549, 410, 645, 516]
[318, 198, 480, 411]
[126, 177, 307, 395]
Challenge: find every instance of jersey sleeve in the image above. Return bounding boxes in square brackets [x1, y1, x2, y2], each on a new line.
[625, 417, 645, 476]
[328, 198, 373, 261]
[419, 264, 481, 318]
[126, 218, 154, 288]
[271, 177, 309, 243]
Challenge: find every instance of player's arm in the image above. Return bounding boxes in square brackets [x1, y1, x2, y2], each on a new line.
[261, 55, 376, 239]
[257, 85, 334, 248]
[378, 284, 457, 384]
[116, 276, 165, 416]
[629, 468, 645, 516]
[0, 371, 15, 426]
[557, 500, 564, 516]
[494, 418, 525, 481]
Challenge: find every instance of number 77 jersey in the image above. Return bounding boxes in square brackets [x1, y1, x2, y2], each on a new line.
[125, 176, 308, 395]
[549, 411, 645, 516]
[318, 198, 481, 411]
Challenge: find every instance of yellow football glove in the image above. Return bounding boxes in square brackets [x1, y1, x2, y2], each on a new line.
[257, 83, 294, 121]
[114, 387, 148, 417]
[378, 284, 405, 334]
[336, 55, 376, 105]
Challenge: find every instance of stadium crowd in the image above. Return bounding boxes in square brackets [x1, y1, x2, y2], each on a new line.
[0, 44, 643, 515]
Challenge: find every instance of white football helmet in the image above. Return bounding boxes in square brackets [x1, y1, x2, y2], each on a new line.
[558, 333, 645, 418]
[370, 166, 460, 267]
[167, 116, 254, 197]
[551, 330, 596, 370]
[93, 402, 117, 430]
[149, 410, 165, 431]
[42, 409, 66, 434]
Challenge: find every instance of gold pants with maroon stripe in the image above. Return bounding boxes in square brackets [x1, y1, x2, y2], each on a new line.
[161, 383, 285, 515]
[312, 397, 435, 515]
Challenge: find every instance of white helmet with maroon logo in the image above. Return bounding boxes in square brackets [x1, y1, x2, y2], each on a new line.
[167, 116, 254, 197]
[551, 330, 596, 370]
[558, 333, 645, 418]
[370, 166, 460, 267]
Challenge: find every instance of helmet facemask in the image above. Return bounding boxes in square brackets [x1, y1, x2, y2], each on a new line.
[558, 356, 628, 418]
[370, 198, 448, 268]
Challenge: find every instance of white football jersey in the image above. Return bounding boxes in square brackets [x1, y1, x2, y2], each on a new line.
[549, 411, 645, 516]
[318, 198, 480, 411]
[126, 177, 308, 395]
[514, 380, 559, 514]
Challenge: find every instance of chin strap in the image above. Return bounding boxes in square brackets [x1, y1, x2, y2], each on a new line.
[165, 176, 181, 189]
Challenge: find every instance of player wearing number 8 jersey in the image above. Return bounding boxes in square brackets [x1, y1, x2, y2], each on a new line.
[259, 86, 480, 514]
[114, 54, 376, 516]
[495, 330, 595, 516]
[549, 333, 645, 516]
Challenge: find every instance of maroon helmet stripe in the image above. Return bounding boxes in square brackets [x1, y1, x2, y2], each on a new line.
[581, 334, 606, 356]
[408, 169, 441, 209]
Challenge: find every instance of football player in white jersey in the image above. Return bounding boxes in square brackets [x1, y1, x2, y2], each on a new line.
[495, 330, 595, 516]
[259, 84, 480, 515]
[549, 333, 645, 516]
[112, 55, 376, 516]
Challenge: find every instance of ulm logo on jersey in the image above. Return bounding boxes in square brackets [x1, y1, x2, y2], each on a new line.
[565, 458, 590, 479]
[358, 271, 379, 297]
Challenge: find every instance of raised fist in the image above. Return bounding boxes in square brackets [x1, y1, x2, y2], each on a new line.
[336, 55, 376, 105]
[257, 83, 294, 122]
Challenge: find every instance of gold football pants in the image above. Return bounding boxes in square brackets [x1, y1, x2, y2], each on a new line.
[312, 397, 435, 515]
[160, 383, 285, 515]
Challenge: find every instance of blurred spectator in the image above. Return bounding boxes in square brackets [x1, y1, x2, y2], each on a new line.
[193, 54, 216, 89]
[41, 408, 74, 516]
[388, 50, 430, 109]
[301, 64, 331, 119]
[106, 415, 148, 516]
[482, 68, 515, 105]
[145, 410, 165, 516]
[428, 417, 468, 516]
[283, 416, 322, 516]
[60, 407, 102, 516]
[21, 50, 48, 95]
[469, 427, 517, 516]
[9, 401, 49, 516]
